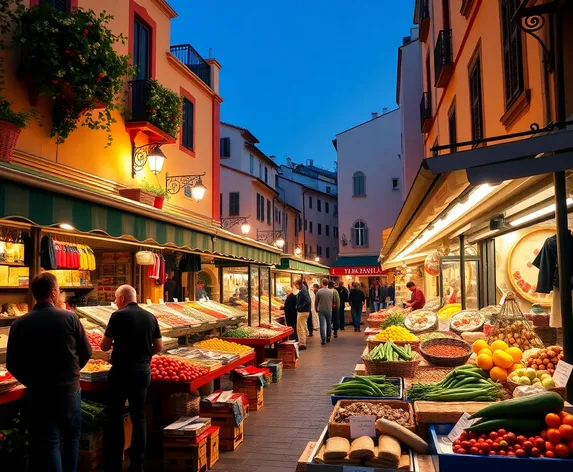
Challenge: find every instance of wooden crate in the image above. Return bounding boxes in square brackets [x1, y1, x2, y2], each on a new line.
[296, 441, 317, 472]
[79, 430, 103, 453]
[219, 423, 244, 452]
[232, 379, 264, 411]
[207, 427, 219, 468]
[414, 401, 493, 424]
[283, 358, 299, 369]
[163, 436, 208, 471]
[199, 411, 242, 440]
[118, 188, 155, 206]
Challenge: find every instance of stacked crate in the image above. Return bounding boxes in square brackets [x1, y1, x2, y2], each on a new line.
[200, 405, 245, 452]
[259, 359, 283, 383]
[277, 341, 299, 369]
[163, 419, 218, 471]
[232, 377, 264, 411]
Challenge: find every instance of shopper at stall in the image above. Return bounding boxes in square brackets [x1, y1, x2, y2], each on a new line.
[283, 287, 298, 339]
[294, 279, 311, 350]
[405, 281, 426, 310]
[328, 280, 341, 338]
[100, 285, 163, 472]
[195, 280, 208, 300]
[348, 282, 366, 331]
[7, 272, 92, 472]
[315, 278, 334, 345]
[369, 280, 382, 313]
[388, 282, 396, 306]
[164, 271, 178, 302]
[336, 281, 349, 330]
[310, 283, 320, 333]
[302, 280, 314, 337]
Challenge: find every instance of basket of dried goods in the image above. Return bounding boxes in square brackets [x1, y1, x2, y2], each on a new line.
[362, 341, 421, 377]
[367, 326, 420, 352]
[487, 292, 544, 351]
[367, 311, 389, 329]
[449, 310, 485, 334]
[404, 309, 438, 333]
[479, 304, 501, 322]
[419, 337, 473, 367]
[328, 400, 415, 439]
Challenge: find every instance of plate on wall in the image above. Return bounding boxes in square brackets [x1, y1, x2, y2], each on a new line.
[507, 227, 555, 306]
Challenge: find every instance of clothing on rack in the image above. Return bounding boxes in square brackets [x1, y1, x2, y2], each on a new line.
[40, 236, 57, 270]
[532, 233, 573, 294]
[164, 254, 178, 274]
[179, 254, 201, 272]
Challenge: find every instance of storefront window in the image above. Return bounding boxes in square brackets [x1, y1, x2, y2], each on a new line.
[250, 265, 260, 325]
[440, 256, 480, 310]
[260, 266, 271, 324]
[221, 266, 249, 315]
[274, 272, 292, 298]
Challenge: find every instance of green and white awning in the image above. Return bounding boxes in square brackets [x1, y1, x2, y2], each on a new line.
[275, 257, 330, 275]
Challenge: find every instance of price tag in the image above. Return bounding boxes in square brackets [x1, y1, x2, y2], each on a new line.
[448, 412, 478, 442]
[146, 299, 152, 305]
[159, 298, 165, 304]
[499, 294, 506, 306]
[173, 298, 179, 303]
[553, 360, 573, 388]
[349, 415, 376, 439]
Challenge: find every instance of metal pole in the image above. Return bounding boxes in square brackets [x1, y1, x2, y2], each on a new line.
[460, 235, 466, 310]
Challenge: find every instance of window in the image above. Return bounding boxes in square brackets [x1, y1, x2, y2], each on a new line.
[317, 199, 322, 212]
[317, 246, 322, 256]
[318, 223, 322, 235]
[309, 222, 313, 234]
[261, 196, 265, 222]
[392, 178, 400, 191]
[448, 103, 457, 152]
[259, 162, 263, 179]
[352, 220, 368, 247]
[278, 211, 281, 225]
[181, 98, 194, 151]
[326, 247, 330, 258]
[308, 196, 312, 209]
[133, 16, 151, 80]
[256, 193, 261, 220]
[41, 0, 70, 11]
[275, 175, 279, 188]
[501, 0, 524, 108]
[326, 225, 330, 236]
[229, 192, 240, 216]
[304, 219, 307, 230]
[299, 216, 302, 231]
[264, 167, 268, 184]
[326, 186, 331, 194]
[220, 137, 231, 158]
[267, 200, 271, 225]
[469, 54, 484, 141]
[353, 172, 366, 196]
[334, 205, 338, 216]
[334, 227, 339, 238]
[249, 155, 254, 174]
[325, 202, 329, 214]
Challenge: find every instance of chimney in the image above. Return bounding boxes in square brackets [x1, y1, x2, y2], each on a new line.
[382, 107, 388, 114]
[371, 112, 378, 119]
[205, 58, 221, 95]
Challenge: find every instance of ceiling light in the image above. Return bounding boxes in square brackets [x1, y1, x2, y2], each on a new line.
[510, 198, 573, 227]
[59, 223, 75, 231]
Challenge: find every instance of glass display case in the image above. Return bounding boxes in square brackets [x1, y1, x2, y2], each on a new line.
[221, 266, 249, 313]
[439, 256, 480, 310]
[259, 266, 271, 324]
[274, 272, 293, 298]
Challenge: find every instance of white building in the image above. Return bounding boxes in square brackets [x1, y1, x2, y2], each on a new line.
[332, 109, 402, 281]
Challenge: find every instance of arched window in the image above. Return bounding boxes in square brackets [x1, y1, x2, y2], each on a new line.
[353, 171, 365, 196]
[352, 220, 368, 247]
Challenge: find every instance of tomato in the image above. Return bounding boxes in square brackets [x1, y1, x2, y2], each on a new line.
[485, 439, 493, 446]
[469, 432, 477, 439]
[522, 441, 533, 451]
[498, 450, 507, 456]
[507, 452, 515, 456]
[554, 444, 569, 458]
[470, 447, 479, 455]
[457, 449, 466, 454]
[489, 451, 496, 456]
[546, 413, 562, 428]
[568, 439, 573, 451]
[545, 451, 556, 458]
[172, 376, 179, 382]
[516, 435, 526, 444]
[547, 428, 562, 443]
[498, 440, 508, 449]
[515, 448, 526, 457]
[481, 444, 490, 453]
[534, 438, 545, 450]
[498, 429, 507, 436]
[461, 441, 471, 450]
[530, 447, 541, 457]
[559, 424, 573, 439]
[545, 441, 555, 451]
[489, 432, 498, 440]
[504, 433, 517, 444]
[562, 414, 573, 426]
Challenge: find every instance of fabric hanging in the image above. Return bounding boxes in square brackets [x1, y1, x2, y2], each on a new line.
[40, 236, 57, 270]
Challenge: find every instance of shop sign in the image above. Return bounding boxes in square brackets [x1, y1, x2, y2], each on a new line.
[329, 266, 387, 276]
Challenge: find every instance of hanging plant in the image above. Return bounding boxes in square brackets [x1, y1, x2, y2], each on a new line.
[146, 80, 184, 139]
[14, 3, 133, 145]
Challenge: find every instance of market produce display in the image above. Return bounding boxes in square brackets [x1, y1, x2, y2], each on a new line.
[86, 329, 105, 352]
[193, 338, 253, 354]
[333, 401, 412, 428]
[449, 310, 485, 333]
[423, 342, 468, 358]
[175, 305, 219, 323]
[328, 376, 400, 398]
[380, 313, 407, 330]
[222, 326, 281, 339]
[524, 345, 564, 376]
[373, 326, 418, 342]
[186, 301, 228, 320]
[167, 347, 238, 365]
[146, 305, 194, 327]
[473, 339, 524, 382]
[508, 368, 557, 389]
[368, 312, 389, 322]
[407, 365, 504, 401]
[418, 331, 459, 342]
[81, 359, 111, 373]
[150, 356, 209, 382]
[404, 310, 438, 333]
[364, 342, 414, 362]
[437, 303, 462, 320]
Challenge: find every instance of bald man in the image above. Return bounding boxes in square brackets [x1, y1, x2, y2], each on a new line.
[100, 285, 163, 472]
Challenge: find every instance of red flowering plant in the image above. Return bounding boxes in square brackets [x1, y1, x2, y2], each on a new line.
[14, 3, 133, 145]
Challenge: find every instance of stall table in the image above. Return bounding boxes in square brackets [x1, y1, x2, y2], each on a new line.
[222, 328, 294, 364]
[0, 385, 25, 405]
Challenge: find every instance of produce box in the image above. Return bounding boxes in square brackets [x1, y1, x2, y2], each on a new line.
[330, 376, 403, 405]
[429, 424, 573, 472]
[163, 416, 211, 438]
[259, 358, 283, 383]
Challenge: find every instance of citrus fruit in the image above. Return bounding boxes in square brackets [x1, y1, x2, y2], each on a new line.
[493, 350, 514, 369]
[478, 347, 493, 357]
[476, 353, 494, 370]
[490, 340, 508, 352]
[505, 346, 523, 362]
[472, 339, 489, 354]
[546, 413, 562, 428]
[489, 366, 508, 382]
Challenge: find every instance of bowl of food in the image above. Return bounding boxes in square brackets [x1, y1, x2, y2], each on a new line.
[404, 309, 438, 333]
[449, 310, 485, 334]
[419, 337, 473, 367]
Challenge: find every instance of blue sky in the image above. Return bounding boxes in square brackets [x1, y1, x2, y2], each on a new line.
[170, 0, 415, 169]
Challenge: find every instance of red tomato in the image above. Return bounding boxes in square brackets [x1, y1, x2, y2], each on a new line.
[470, 447, 479, 455]
[489, 451, 496, 456]
[498, 450, 507, 456]
[504, 433, 517, 444]
[530, 447, 541, 457]
[554, 444, 569, 458]
[534, 438, 545, 449]
[545, 451, 556, 458]
[507, 452, 515, 456]
[547, 428, 562, 443]
[163, 376, 170, 381]
[515, 448, 526, 457]
[489, 432, 498, 440]
[522, 441, 533, 451]
[498, 429, 507, 436]
[559, 424, 573, 439]
[172, 376, 179, 382]
[481, 444, 490, 454]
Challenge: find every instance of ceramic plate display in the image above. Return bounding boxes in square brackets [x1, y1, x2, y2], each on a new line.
[404, 310, 438, 333]
[449, 310, 485, 333]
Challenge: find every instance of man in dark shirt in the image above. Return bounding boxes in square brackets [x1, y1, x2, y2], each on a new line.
[163, 271, 178, 302]
[7, 272, 91, 472]
[348, 283, 366, 332]
[100, 285, 163, 472]
[336, 281, 349, 330]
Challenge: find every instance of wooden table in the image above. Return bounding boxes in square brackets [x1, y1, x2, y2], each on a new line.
[222, 329, 294, 365]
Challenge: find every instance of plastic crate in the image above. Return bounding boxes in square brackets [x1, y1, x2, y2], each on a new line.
[429, 424, 573, 472]
[330, 376, 403, 405]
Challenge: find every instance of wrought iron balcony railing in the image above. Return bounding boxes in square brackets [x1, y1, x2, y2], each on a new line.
[420, 92, 432, 133]
[170, 44, 211, 88]
[434, 29, 454, 88]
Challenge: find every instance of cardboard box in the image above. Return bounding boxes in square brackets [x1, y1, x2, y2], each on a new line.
[163, 416, 211, 438]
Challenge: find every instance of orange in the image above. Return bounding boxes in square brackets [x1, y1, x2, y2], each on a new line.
[490, 340, 508, 352]
[546, 413, 562, 428]
[478, 347, 493, 357]
[476, 353, 494, 371]
[505, 347, 523, 363]
[559, 424, 573, 439]
[554, 443, 569, 458]
[472, 339, 489, 354]
[547, 428, 562, 443]
[489, 366, 508, 382]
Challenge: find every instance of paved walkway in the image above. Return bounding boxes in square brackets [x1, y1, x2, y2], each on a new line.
[211, 328, 366, 472]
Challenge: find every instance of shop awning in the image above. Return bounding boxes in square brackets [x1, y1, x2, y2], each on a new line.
[329, 256, 388, 276]
[0, 179, 280, 266]
[275, 257, 330, 275]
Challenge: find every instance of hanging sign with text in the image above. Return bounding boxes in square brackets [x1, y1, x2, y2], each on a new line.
[329, 266, 388, 276]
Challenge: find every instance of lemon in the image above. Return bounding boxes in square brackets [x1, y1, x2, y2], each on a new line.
[490, 340, 508, 352]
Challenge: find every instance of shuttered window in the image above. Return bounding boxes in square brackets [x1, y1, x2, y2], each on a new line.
[309, 222, 313, 234]
[326, 247, 330, 258]
[220, 137, 231, 158]
[317, 199, 322, 212]
[448, 105, 457, 152]
[182, 98, 194, 151]
[326, 225, 330, 236]
[318, 223, 322, 235]
[133, 16, 151, 80]
[501, 0, 524, 108]
[469, 56, 484, 141]
[267, 200, 271, 225]
[353, 172, 365, 196]
[325, 202, 329, 214]
[41, 0, 70, 12]
[229, 192, 240, 216]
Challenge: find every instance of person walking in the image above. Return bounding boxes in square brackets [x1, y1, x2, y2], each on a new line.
[336, 281, 349, 331]
[328, 281, 340, 338]
[381, 283, 389, 309]
[388, 282, 396, 306]
[302, 280, 313, 337]
[348, 282, 366, 332]
[100, 285, 163, 472]
[310, 283, 320, 333]
[315, 278, 334, 345]
[405, 281, 426, 311]
[283, 287, 298, 339]
[7, 273, 92, 472]
[294, 279, 311, 350]
[369, 280, 382, 313]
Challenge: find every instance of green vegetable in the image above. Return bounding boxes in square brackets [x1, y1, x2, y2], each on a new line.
[381, 314, 406, 330]
[328, 376, 399, 398]
[363, 341, 413, 362]
[469, 391, 564, 419]
[465, 418, 546, 434]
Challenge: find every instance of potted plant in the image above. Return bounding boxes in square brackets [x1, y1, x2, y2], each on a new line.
[0, 100, 35, 163]
[141, 180, 170, 210]
[146, 80, 184, 138]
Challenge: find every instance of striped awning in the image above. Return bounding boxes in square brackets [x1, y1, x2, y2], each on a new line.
[0, 180, 280, 265]
[275, 257, 330, 275]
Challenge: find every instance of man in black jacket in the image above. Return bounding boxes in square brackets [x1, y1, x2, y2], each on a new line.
[294, 279, 311, 350]
[100, 285, 163, 472]
[336, 281, 349, 330]
[7, 272, 92, 472]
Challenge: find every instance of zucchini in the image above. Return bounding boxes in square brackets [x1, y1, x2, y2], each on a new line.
[465, 418, 546, 434]
[470, 391, 564, 419]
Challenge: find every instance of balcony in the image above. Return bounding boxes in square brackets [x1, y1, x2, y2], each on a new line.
[170, 44, 211, 89]
[434, 29, 454, 88]
[419, 0, 430, 42]
[420, 92, 432, 133]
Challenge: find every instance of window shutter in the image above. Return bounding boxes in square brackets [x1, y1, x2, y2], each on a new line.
[182, 98, 194, 150]
[267, 200, 271, 224]
[43, 0, 70, 12]
[364, 227, 369, 247]
[229, 192, 240, 216]
[220, 137, 230, 158]
[351, 228, 356, 246]
[256, 194, 261, 220]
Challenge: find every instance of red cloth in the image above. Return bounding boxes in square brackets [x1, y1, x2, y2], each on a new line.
[409, 287, 426, 310]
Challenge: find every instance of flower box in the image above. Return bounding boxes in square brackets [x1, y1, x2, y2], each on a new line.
[118, 188, 155, 206]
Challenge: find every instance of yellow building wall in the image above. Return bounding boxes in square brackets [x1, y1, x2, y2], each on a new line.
[4, 0, 217, 220]
[422, 0, 547, 158]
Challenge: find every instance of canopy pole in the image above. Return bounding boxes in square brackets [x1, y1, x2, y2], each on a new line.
[460, 234, 466, 310]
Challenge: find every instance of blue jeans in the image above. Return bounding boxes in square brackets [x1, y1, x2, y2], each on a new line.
[373, 301, 381, 312]
[319, 311, 332, 342]
[351, 305, 362, 330]
[28, 388, 82, 472]
[105, 364, 151, 472]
